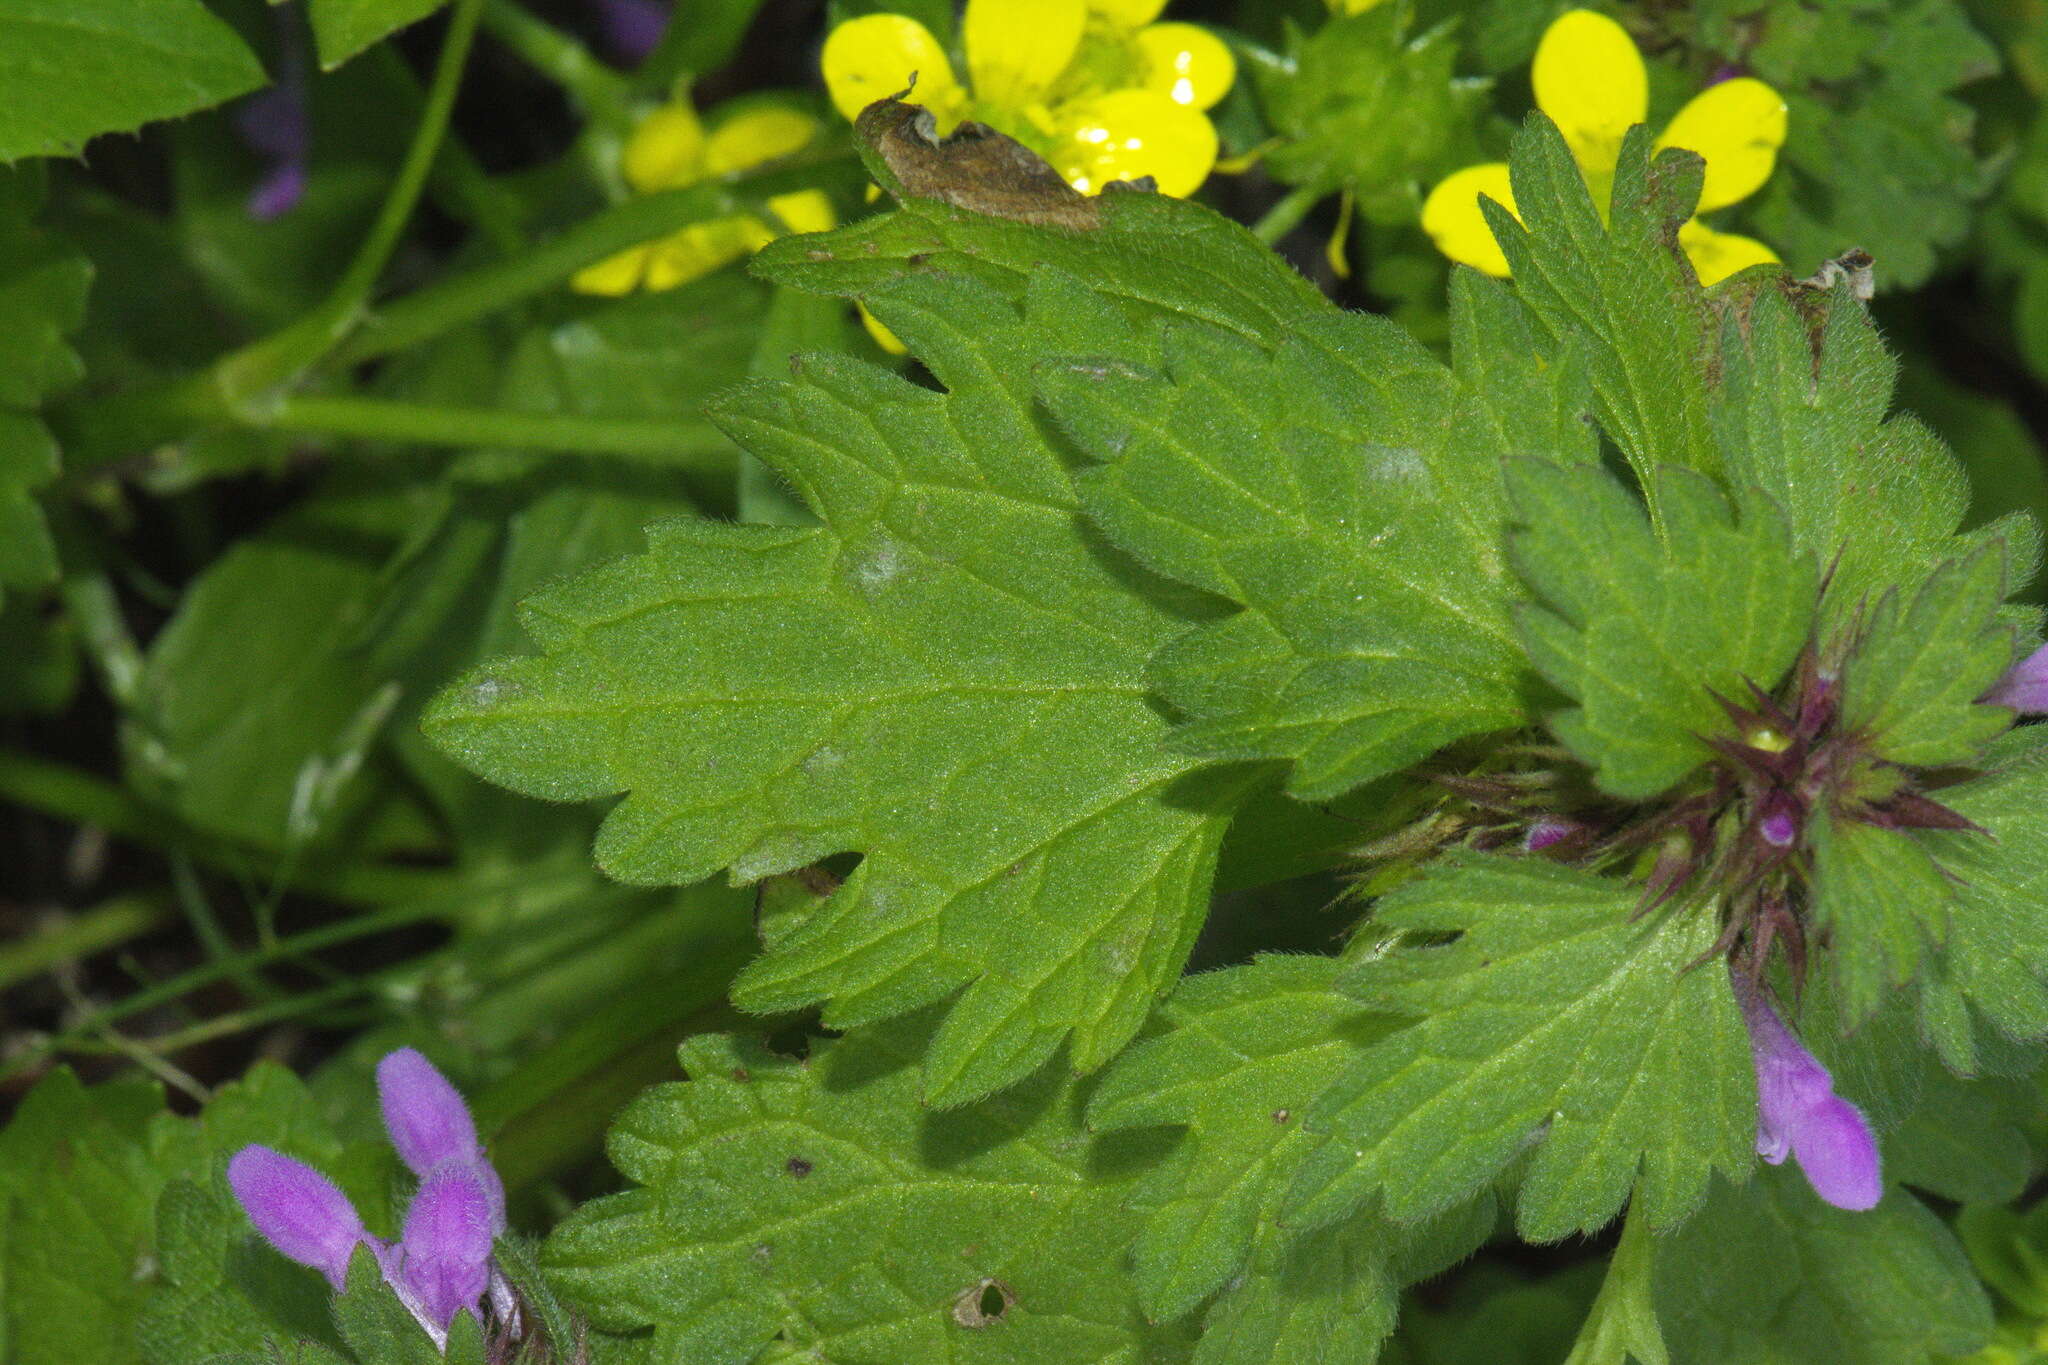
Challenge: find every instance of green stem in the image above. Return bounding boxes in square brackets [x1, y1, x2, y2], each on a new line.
[333, 153, 850, 365]
[216, 0, 488, 405]
[1251, 183, 1325, 247]
[265, 393, 734, 465]
[0, 893, 174, 992]
[0, 749, 458, 906]
[481, 0, 634, 128]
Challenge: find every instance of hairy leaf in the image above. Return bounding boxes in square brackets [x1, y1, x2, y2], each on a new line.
[1043, 269, 1589, 800]
[1481, 116, 1719, 487]
[1287, 854, 1754, 1242]
[1653, 1166, 1992, 1364]
[544, 1020, 1195, 1363]
[1508, 461, 1816, 799]
[1838, 544, 2014, 767]
[428, 264, 1246, 1107]
[1086, 955, 1386, 1320]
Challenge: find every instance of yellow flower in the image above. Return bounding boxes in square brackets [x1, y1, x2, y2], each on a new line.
[572, 101, 836, 296]
[819, 0, 1235, 199]
[1325, 0, 1390, 12]
[1420, 9, 1787, 286]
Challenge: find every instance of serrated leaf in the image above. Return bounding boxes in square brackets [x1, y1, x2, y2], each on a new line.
[1653, 1166, 1992, 1364]
[1086, 955, 1390, 1320]
[543, 1020, 1195, 1364]
[1910, 741, 2048, 1070]
[1838, 544, 2014, 766]
[1250, 8, 1478, 210]
[1707, 282, 2030, 627]
[333, 1247, 452, 1365]
[1508, 461, 1816, 799]
[1286, 854, 1754, 1242]
[750, 171, 1328, 344]
[1482, 115, 1719, 487]
[0, 0, 265, 161]
[1810, 814, 1955, 1031]
[0, 1071, 200, 1365]
[1042, 268, 1589, 801]
[427, 261, 1254, 1109]
[310, 0, 452, 71]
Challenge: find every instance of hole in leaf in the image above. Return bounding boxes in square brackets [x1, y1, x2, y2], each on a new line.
[951, 1277, 1016, 1328]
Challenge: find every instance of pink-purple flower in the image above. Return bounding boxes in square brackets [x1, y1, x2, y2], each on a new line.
[1732, 972, 1882, 1211]
[228, 1048, 512, 1349]
[1985, 642, 2048, 714]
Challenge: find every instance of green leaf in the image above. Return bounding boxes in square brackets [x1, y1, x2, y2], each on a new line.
[1482, 115, 1719, 487]
[310, 0, 451, 71]
[543, 1020, 1195, 1364]
[1838, 544, 2014, 767]
[0, 1071, 199, 1365]
[1086, 955, 1388, 1320]
[0, 0, 265, 161]
[0, 168, 90, 605]
[1249, 9, 1478, 211]
[750, 174, 1327, 344]
[1884, 1066, 2040, 1205]
[1652, 1166, 1992, 1364]
[427, 264, 1248, 1108]
[1721, 0, 2001, 290]
[1508, 461, 1817, 799]
[1285, 854, 1754, 1242]
[1708, 282, 2030, 628]
[1910, 740, 2048, 1070]
[1042, 268, 1589, 801]
[1560, 1205, 1668, 1365]
[1809, 815, 1955, 1031]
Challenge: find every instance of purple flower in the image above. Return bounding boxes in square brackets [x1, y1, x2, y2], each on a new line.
[227, 1147, 369, 1290]
[1984, 642, 2048, 714]
[230, 1049, 505, 1349]
[594, 0, 670, 65]
[1524, 816, 1583, 851]
[1733, 972, 1882, 1211]
[235, 51, 310, 219]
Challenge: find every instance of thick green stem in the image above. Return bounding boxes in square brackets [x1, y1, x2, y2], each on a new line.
[0, 893, 174, 992]
[266, 393, 734, 465]
[1251, 183, 1325, 247]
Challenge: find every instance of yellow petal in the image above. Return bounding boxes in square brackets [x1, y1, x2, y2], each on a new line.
[1133, 22, 1236, 111]
[821, 14, 961, 123]
[571, 244, 652, 295]
[765, 189, 836, 236]
[643, 220, 753, 291]
[1656, 77, 1788, 212]
[1052, 88, 1216, 197]
[859, 301, 908, 354]
[622, 103, 707, 193]
[1421, 162, 1516, 277]
[704, 106, 820, 174]
[1326, 0, 1390, 11]
[1678, 220, 1779, 286]
[1532, 9, 1647, 174]
[1090, 0, 1166, 27]
[964, 0, 1087, 110]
